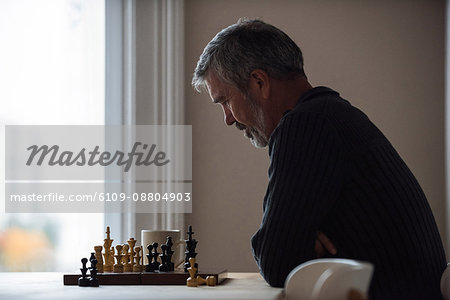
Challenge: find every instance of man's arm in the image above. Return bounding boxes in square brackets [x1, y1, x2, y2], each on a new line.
[315, 231, 337, 258]
[251, 112, 349, 287]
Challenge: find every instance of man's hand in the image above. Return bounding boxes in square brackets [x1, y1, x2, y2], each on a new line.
[315, 231, 337, 258]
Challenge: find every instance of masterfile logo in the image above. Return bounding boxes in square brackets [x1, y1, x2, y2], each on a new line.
[5, 125, 191, 181]
[26, 142, 170, 171]
[5, 125, 192, 213]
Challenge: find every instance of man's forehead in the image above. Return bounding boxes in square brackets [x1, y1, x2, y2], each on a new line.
[205, 72, 230, 102]
[205, 71, 222, 90]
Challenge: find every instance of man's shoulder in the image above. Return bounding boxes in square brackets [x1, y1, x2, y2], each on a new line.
[270, 86, 379, 150]
[269, 88, 347, 148]
[291, 86, 353, 115]
[286, 86, 354, 121]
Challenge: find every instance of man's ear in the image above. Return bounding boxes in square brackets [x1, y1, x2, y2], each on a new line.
[249, 69, 270, 99]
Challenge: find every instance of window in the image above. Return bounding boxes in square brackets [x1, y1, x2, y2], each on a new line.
[0, 0, 105, 271]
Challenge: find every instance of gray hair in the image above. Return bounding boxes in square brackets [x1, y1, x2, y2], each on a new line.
[192, 19, 305, 93]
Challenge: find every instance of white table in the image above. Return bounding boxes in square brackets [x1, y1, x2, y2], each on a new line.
[0, 272, 284, 300]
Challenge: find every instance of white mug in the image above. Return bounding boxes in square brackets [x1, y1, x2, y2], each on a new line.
[141, 229, 185, 267]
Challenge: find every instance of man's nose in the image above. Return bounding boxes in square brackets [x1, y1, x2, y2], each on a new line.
[222, 105, 236, 126]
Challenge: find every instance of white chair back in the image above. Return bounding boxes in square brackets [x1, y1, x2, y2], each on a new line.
[284, 258, 374, 300]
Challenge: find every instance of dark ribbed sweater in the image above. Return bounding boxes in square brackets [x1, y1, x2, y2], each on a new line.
[251, 87, 446, 299]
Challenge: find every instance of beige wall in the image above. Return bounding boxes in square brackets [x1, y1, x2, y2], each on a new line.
[185, 0, 446, 271]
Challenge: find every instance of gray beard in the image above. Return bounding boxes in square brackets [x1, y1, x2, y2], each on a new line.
[235, 96, 268, 148]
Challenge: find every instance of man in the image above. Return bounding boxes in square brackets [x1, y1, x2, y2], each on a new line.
[192, 19, 447, 299]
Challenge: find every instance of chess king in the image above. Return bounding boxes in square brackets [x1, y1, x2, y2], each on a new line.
[184, 225, 198, 272]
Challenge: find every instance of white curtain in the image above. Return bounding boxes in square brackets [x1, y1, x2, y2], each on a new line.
[105, 0, 186, 243]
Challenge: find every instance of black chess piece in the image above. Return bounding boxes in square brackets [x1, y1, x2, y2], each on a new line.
[89, 252, 96, 264]
[145, 244, 156, 272]
[165, 236, 174, 272]
[151, 242, 160, 270]
[159, 244, 169, 272]
[89, 258, 99, 287]
[78, 258, 90, 287]
[184, 225, 198, 272]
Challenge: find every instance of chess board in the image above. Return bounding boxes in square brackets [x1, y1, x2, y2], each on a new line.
[63, 269, 228, 285]
[69, 225, 219, 286]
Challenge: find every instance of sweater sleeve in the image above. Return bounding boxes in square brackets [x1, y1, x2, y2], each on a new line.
[251, 111, 349, 287]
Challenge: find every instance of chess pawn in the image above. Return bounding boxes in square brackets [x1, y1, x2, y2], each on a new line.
[113, 245, 124, 273]
[89, 258, 99, 287]
[127, 238, 137, 268]
[78, 258, 90, 287]
[206, 276, 217, 286]
[165, 237, 174, 272]
[122, 244, 132, 272]
[197, 275, 206, 286]
[133, 246, 143, 272]
[121, 244, 128, 264]
[145, 244, 156, 272]
[159, 244, 169, 272]
[196, 275, 217, 286]
[150, 242, 160, 271]
[186, 257, 198, 287]
[140, 246, 144, 271]
[110, 246, 115, 266]
[89, 252, 96, 263]
[94, 245, 103, 273]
